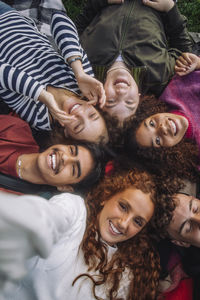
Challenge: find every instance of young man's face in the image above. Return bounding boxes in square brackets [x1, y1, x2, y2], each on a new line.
[37, 144, 94, 188]
[103, 68, 139, 126]
[167, 193, 200, 248]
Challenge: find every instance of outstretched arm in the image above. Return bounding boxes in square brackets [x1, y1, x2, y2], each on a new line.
[0, 191, 85, 292]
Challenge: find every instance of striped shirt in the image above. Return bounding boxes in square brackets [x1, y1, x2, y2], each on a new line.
[0, 10, 93, 130]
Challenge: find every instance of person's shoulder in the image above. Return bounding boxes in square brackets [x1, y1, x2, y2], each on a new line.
[49, 192, 85, 212]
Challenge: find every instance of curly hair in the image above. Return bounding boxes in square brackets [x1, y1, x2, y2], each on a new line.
[124, 95, 200, 181]
[73, 168, 161, 300]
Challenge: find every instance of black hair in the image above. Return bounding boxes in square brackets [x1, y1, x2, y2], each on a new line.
[71, 141, 112, 195]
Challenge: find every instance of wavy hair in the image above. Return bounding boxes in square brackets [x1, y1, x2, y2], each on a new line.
[73, 168, 161, 300]
[124, 95, 200, 181]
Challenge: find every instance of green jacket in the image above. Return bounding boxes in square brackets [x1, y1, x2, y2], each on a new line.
[76, 0, 193, 96]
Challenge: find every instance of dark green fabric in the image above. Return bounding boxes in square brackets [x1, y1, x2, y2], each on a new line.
[76, 0, 193, 96]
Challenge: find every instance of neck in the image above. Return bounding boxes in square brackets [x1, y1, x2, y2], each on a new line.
[16, 154, 44, 184]
[107, 61, 131, 74]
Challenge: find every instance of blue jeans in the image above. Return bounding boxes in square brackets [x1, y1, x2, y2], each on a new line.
[0, 1, 14, 15]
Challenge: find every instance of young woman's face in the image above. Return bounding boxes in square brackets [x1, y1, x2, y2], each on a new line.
[37, 144, 94, 187]
[98, 188, 154, 246]
[63, 97, 108, 144]
[102, 69, 139, 125]
[136, 113, 189, 148]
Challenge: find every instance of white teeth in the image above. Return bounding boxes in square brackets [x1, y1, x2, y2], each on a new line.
[70, 104, 80, 113]
[51, 154, 56, 170]
[110, 221, 122, 235]
[169, 120, 177, 135]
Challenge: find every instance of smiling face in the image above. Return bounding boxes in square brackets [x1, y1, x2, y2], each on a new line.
[136, 113, 189, 148]
[167, 194, 200, 248]
[98, 188, 154, 246]
[63, 97, 108, 144]
[37, 144, 94, 188]
[103, 68, 139, 125]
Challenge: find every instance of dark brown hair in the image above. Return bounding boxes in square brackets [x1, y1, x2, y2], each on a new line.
[73, 168, 161, 300]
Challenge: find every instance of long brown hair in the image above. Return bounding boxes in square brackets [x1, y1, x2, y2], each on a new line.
[73, 168, 161, 300]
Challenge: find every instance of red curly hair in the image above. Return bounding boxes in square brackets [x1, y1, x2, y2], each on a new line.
[73, 168, 161, 300]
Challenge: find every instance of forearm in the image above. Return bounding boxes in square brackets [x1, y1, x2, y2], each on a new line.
[0, 62, 44, 101]
[51, 12, 82, 62]
[75, 0, 108, 35]
[163, 4, 193, 52]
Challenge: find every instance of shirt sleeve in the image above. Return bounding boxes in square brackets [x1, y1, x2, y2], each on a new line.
[162, 4, 193, 53]
[50, 11, 94, 76]
[75, 0, 108, 36]
[0, 191, 85, 291]
[0, 62, 44, 101]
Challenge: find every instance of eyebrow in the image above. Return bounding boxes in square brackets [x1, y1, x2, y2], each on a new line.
[76, 161, 81, 178]
[178, 198, 193, 234]
[144, 120, 154, 147]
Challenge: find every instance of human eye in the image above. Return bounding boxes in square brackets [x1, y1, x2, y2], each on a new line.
[155, 136, 160, 146]
[149, 120, 154, 127]
[133, 217, 143, 228]
[119, 202, 127, 212]
[89, 112, 97, 119]
[184, 222, 192, 234]
[69, 145, 77, 156]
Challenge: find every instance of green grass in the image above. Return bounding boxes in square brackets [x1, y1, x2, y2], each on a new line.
[63, 0, 200, 32]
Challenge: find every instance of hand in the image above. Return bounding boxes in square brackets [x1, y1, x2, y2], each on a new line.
[108, 0, 124, 3]
[76, 73, 106, 108]
[38, 89, 75, 126]
[175, 52, 200, 76]
[142, 0, 174, 12]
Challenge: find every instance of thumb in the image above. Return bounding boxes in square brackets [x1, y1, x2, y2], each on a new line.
[142, 0, 157, 9]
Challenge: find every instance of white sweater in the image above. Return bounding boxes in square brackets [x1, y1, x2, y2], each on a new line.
[0, 192, 131, 300]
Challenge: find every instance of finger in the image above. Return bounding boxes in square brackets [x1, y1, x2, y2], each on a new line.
[175, 65, 187, 73]
[87, 99, 97, 106]
[176, 60, 188, 70]
[142, 0, 158, 9]
[178, 56, 190, 67]
[98, 93, 106, 108]
[182, 53, 192, 65]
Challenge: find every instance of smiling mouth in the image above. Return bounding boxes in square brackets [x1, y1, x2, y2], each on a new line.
[168, 119, 177, 136]
[69, 103, 81, 114]
[109, 221, 123, 235]
[114, 79, 130, 86]
[48, 151, 60, 174]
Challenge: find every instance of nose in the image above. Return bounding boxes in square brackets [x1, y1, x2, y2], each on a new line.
[158, 123, 168, 135]
[117, 216, 131, 233]
[115, 85, 127, 96]
[61, 152, 76, 165]
[191, 213, 200, 224]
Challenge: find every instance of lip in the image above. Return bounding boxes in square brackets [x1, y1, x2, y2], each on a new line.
[168, 118, 178, 136]
[109, 220, 123, 236]
[114, 78, 130, 86]
[47, 151, 59, 174]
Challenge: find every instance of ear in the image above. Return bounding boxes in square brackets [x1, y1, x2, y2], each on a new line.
[57, 185, 74, 193]
[171, 239, 191, 248]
